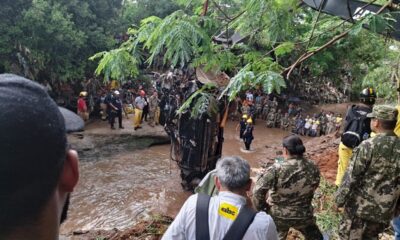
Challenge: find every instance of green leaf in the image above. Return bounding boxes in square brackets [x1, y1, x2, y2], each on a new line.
[274, 41, 295, 57]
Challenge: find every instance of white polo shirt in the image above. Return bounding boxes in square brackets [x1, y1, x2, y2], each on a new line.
[162, 192, 278, 240]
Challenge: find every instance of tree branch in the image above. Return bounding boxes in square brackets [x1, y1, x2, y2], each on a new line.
[284, 0, 390, 79]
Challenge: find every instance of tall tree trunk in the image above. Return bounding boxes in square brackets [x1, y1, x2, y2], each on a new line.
[202, 0, 209, 16]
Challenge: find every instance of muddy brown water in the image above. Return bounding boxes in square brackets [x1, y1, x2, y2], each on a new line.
[61, 103, 348, 234]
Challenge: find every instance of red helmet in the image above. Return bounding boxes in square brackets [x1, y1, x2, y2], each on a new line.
[139, 90, 145, 96]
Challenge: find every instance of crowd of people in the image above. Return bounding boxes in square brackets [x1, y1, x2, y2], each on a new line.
[2, 74, 400, 240]
[234, 89, 345, 151]
[75, 79, 161, 130]
[233, 90, 344, 137]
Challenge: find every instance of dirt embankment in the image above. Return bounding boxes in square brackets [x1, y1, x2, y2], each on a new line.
[305, 133, 339, 184]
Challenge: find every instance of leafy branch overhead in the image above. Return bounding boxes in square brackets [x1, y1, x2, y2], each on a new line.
[177, 83, 219, 119]
[89, 0, 399, 104]
[219, 64, 286, 101]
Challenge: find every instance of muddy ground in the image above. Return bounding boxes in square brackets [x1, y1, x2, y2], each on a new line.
[61, 103, 389, 240]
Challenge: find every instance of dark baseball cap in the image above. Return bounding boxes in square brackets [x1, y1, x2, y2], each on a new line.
[0, 74, 83, 225]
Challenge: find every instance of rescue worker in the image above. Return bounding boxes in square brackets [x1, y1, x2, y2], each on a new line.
[252, 135, 322, 240]
[335, 88, 375, 186]
[335, 113, 343, 131]
[77, 91, 89, 121]
[109, 90, 124, 129]
[236, 114, 248, 139]
[134, 90, 147, 130]
[243, 118, 254, 151]
[148, 91, 160, 127]
[162, 156, 278, 239]
[335, 105, 400, 239]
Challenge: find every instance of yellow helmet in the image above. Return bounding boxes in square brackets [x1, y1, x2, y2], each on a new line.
[246, 118, 253, 124]
[242, 114, 248, 119]
[79, 91, 88, 97]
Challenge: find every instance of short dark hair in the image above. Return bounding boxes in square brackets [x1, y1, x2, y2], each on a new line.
[0, 74, 67, 234]
[378, 119, 397, 130]
[283, 135, 306, 156]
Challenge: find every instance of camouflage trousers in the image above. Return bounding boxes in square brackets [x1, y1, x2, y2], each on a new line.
[273, 217, 323, 240]
[339, 211, 388, 240]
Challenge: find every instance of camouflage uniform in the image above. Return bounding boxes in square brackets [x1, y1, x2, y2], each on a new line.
[148, 94, 160, 126]
[255, 103, 263, 119]
[266, 109, 276, 128]
[271, 99, 278, 113]
[280, 113, 290, 131]
[326, 115, 335, 134]
[335, 105, 400, 240]
[252, 157, 322, 240]
[275, 110, 282, 128]
[262, 101, 270, 120]
[319, 114, 327, 136]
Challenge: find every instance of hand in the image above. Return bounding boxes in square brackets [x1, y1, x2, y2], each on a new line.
[333, 204, 344, 213]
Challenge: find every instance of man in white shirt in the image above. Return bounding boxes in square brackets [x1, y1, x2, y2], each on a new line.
[162, 156, 278, 240]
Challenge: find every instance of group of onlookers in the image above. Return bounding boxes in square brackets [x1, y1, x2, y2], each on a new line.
[76, 81, 161, 130]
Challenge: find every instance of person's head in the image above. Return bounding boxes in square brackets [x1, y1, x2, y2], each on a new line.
[79, 91, 88, 98]
[139, 90, 145, 97]
[367, 105, 398, 133]
[214, 156, 251, 194]
[113, 90, 120, 97]
[0, 74, 82, 238]
[242, 114, 248, 120]
[246, 118, 253, 125]
[282, 135, 306, 158]
[360, 87, 376, 106]
[153, 91, 158, 97]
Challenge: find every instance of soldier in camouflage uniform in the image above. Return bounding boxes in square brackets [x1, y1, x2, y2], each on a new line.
[262, 99, 271, 120]
[253, 135, 323, 240]
[319, 113, 328, 136]
[266, 108, 276, 128]
[335, 105, 400, 239]
[271, 97, 278, 113]
[148, 91, 160, 127]
[280, 113, 290, 131]
[275, 109, 282, 128]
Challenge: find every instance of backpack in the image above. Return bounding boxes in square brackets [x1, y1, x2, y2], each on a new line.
[341, 105, 371, 148]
